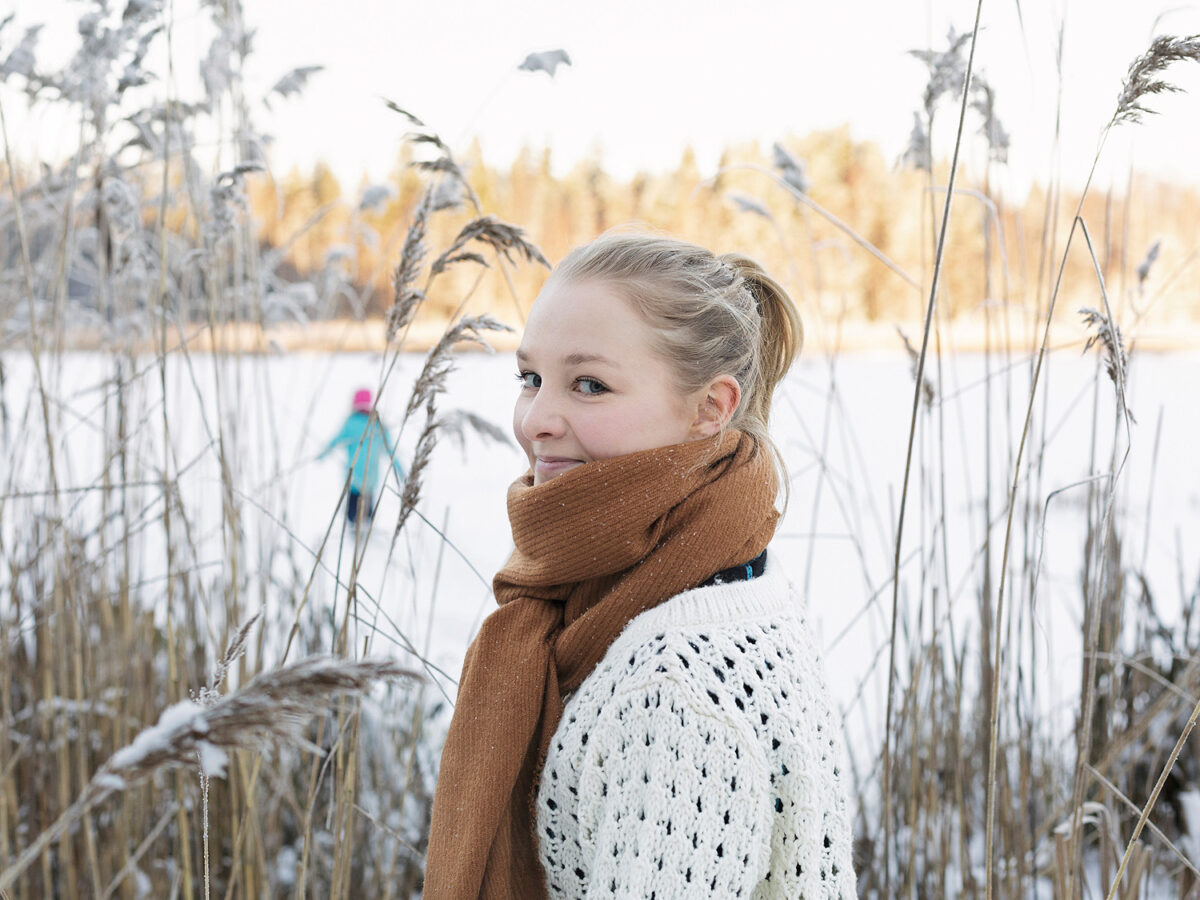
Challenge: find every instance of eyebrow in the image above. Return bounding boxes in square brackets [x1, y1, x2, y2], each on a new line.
[515, 349, 617, 367]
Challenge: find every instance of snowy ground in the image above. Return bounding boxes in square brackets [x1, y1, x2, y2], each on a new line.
[2, 345, 1198, 764]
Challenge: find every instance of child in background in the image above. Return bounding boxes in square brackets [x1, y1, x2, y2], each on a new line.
[424, 232, 857, 899]
[318, 388, 405, 524]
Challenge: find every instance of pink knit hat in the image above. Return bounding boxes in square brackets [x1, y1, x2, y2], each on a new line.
[352, 388, 372, 413]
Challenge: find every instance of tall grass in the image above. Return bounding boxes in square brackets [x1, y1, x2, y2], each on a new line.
[3, 2, 1200, 898]
[0, 2, 544, 896]
[706, 18, 1199, 900]
[839, 25, 1200, 900]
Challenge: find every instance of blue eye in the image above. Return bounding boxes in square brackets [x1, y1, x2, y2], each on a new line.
[576, 378, 608, 395]
[516, 371, 541, 389]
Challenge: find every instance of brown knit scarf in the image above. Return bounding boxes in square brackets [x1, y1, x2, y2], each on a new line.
[423, 429, 779, 900]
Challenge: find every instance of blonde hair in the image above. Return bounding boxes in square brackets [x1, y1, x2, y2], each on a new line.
[549, 232, 803, 500]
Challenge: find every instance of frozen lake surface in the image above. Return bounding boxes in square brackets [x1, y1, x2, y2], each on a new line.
[2, 345, 1198, 760]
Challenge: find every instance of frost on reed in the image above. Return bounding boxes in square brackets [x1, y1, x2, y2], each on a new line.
[0, 0, 350, 340]
[902, 26, 1008, 169]
[856, 22, 1200, 900]
[1, 2, 548, 896]
[0, 657, 419, 892]
[195, 610, 261, 710]
[909, 26, 972, 122]
[104, 657, 419, 786]
[384, 110, 546, 343]
[378, 118, 546, 546]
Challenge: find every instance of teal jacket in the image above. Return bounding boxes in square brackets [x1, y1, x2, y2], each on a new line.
[318, 411, 405, 495]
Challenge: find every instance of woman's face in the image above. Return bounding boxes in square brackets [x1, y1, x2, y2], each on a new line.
[513, 278, 708, 485]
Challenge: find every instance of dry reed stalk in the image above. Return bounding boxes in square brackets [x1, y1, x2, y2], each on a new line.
[0, 657, 418, 893]
[343, 123, 545, 615]
[281, 115, 542, 891]
[1087, 765, 1200, 883]
[882, 3, 984, 894]
[701, 163, 921, 293]
[2, 9, 463, 898]
[6, 8, 1200, 899]
[981, 32, 1200, 896]
[1102, 690, 1200, 898]
[1059, 218, 1137, 898]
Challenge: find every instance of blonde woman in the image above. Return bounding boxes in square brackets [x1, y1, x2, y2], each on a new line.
[425, 233, 858, 899]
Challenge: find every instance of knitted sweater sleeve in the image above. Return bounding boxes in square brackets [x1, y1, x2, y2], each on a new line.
[572, 673, 774, 898]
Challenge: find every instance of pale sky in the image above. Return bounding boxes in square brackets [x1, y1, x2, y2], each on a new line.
[6, 0, 1200, 198]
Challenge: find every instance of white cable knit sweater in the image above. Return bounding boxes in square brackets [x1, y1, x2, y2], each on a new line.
[535, 554, 858, 899]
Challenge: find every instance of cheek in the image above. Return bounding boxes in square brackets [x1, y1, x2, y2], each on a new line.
[571, 410, 619, 454]
[578, 403, 679, 457]
[633, 391, 697, 448]
[512, 397, 532, 455]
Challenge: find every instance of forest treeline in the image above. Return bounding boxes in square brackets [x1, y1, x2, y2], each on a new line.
[248, 128, 1199, 335]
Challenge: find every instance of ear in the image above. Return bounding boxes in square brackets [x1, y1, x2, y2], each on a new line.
[688, 375, 741, 438]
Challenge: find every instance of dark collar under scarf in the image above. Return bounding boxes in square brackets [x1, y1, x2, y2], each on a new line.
[699, 548, 768, 587]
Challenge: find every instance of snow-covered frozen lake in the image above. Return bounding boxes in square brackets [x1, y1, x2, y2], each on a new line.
[3, 345, 1198, 758]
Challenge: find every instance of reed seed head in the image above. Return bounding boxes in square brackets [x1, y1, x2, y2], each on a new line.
[99, 657, 419, 789]
[403, 314, 514, 425]
[895, 326, 937, 407]
[1112, 34, 1200, 127]
[909, 27, 971, 119]
[1136, 240, 1161, 291]
[388, 190, 431, 341]
[771, 142, 810, 195]
[1079, 307, 1132, 419]
[728, 192, 772, 221]
[429, 215, 549, 280]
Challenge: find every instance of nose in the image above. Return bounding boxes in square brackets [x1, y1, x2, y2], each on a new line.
[517, 386, 566, 443]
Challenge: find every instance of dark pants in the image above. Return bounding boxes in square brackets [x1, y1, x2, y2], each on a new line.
[348, 489, 374, 524]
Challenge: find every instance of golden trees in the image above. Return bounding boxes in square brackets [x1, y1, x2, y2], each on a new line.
[242, 130, 1199, 332]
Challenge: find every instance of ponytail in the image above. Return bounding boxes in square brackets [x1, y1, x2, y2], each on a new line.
[718, 253, 803, 435]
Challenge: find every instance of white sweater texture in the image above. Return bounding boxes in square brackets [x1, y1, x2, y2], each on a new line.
[534, 554, 858, 899]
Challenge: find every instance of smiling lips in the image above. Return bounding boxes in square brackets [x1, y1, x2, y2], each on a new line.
[535, 455, 583, 478]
